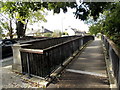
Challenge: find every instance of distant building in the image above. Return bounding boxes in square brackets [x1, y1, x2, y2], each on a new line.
[26, 27, 53, 36]
[71, 28, 86, 36]
[65, 27, 85, 36]
[41, 28, 53, 33]
[65, 27, 75, 36]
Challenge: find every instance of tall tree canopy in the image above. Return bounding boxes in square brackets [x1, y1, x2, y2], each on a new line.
[89, 2, 120, 46]
[0, 2, 48, 38]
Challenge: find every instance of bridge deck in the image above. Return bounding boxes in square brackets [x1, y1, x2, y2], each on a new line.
[48, 38, 110, 88]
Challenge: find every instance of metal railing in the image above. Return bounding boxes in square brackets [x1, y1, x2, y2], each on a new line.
[101, 35, 120, 89]
[21, 36, 81, 49]
[20, 35, 94, 78]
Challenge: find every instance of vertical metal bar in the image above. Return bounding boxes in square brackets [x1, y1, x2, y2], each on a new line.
[26, 53, 31, 78]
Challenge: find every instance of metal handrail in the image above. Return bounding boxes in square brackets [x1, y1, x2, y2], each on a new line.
[20, 48, 43, 54]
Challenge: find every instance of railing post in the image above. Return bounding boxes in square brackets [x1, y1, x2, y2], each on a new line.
[12, 44, 22, 72]
[81, 38, 83, 46]
[26, 53, 31, 78]
[109, 45, 113, 71]
[12, 44, 31, 72]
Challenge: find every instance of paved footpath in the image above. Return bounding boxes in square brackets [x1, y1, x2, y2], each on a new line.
[48, 38, 110, 88]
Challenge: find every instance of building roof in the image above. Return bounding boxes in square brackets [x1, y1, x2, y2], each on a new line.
[42, 28, 53, 33]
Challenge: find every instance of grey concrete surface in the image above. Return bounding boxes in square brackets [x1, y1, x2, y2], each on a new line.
[0, 57, 13, 67]
[48, 38, 110, 88]
[1, 65, 47, 88]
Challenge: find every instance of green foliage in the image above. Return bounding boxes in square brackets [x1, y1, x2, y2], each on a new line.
[0, 21, 9, 30]
[89, 19, 104, 35]
[52, 30, 62, 37]
[75, 2, 110, 20]
[0, 2, 47, 23]
[0, 2, 47, 38]
[0, 19, 14, 39]
[0, 26, 3, 37]
[0, 2, 76, 38]
[43, 33, 52, 37]
[102, 3, 120, 46]
[0, 1, 117, 40]
[47, 2, 77, 13]
[89, 25, 98, 36]
[0, 2, 109, 24]
[89, 2, 120, 47]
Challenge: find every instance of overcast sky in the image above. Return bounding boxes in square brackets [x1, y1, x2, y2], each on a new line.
[1, 7, 89, 35]
[28, 8, 89, 32]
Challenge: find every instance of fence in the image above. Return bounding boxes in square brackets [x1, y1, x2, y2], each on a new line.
[13, 36, 48, 42]
[20, 35, 94, 78]
[101, 35, 120, 89]
[21, 36, 81, 49]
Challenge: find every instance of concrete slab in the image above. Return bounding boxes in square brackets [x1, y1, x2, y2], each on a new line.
[0, 57, 13, 67]
[1, 65, 48, 88]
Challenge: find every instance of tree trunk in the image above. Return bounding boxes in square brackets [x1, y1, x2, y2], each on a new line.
[16, 19, 28, 38]
[23, 19, 29, 37]
[9, 19, 13, 39]
[16, 20, 25, 38]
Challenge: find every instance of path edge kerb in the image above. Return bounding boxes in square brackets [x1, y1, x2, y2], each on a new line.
[101, 39, 117, 89]
[45, 40, 94, 88]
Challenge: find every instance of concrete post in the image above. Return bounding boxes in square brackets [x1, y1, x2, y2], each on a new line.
[12, 43, 31, 73]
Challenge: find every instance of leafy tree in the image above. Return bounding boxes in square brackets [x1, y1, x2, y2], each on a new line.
[89, 2, 120, 46]
[0, 20, 14, 39]
[103, 3, 120, 46]
[89, 16, 105, 36]
[1, 1, 111, 38]
[89, 25, 98, 36]
[75, 2, 110, 20]
[0, 2, 78, 38]
[0, 2, 47, 38]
